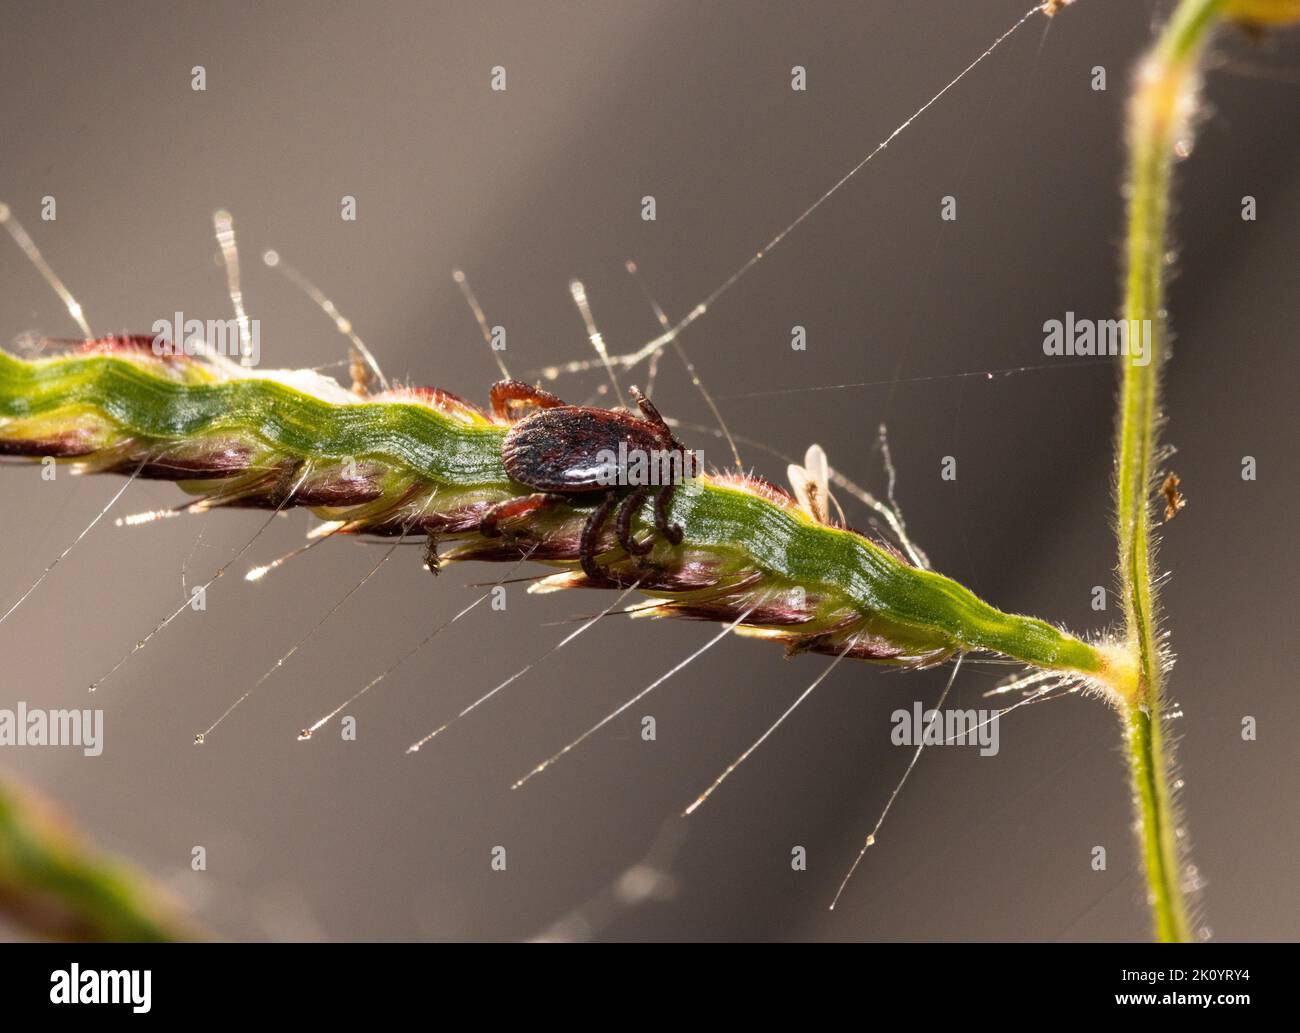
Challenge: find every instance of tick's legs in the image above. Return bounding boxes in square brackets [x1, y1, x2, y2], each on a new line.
[580, 491, 619, 582]
[480, 492, 565, 538]
[615, 487, 655, 556]
[488, 379, 568, 423]
[423, 533, 441, 577]
[653, 483, 684, 545]
[629, 385, 669, 432]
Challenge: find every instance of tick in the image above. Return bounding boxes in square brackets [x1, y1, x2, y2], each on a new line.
[482, 379, 695, 582]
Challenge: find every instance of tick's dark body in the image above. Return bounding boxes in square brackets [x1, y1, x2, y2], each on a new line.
[474, 379, 690, 582]
[502, 407, 667, 491]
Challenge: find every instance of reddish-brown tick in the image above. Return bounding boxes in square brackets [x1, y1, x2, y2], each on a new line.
[482, 380, 697, 581]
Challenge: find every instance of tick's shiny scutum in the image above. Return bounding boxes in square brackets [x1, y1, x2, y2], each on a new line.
[502, 406, 675, 492]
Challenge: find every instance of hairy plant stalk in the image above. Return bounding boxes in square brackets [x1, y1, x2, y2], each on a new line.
[0, 340, 1127, 688]
[1116, 0, 1226, 944]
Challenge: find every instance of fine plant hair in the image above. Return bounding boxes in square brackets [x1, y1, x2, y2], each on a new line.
[0, 0, 1290, 941]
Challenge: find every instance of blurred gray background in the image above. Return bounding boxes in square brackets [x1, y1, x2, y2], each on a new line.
[1, 0, 1296, 941]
